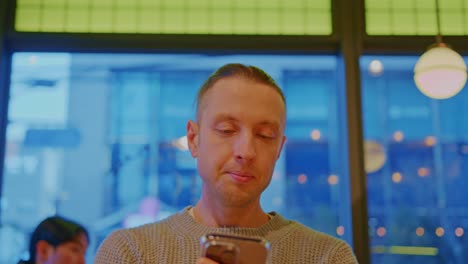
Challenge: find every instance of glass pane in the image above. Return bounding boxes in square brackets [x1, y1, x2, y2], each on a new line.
[89, 9, 113, 33]
[14, 0, 332, 34]
[42, 7, 66, 32]
[232, 10, 257, 34]
[15, 7, 41, 32]
[114, 9, 138, 33]
[361, 56, 468, 264]
[365, 0, 468, 35]
[1, 53, 352, 263]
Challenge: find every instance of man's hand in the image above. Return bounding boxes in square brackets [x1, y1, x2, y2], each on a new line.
[196, 257, 219, 264]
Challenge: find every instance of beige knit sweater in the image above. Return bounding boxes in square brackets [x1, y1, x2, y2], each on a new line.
[95, 207, 358, 263]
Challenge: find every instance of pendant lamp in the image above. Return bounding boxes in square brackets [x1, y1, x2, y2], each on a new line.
[414, 0, 467, 99]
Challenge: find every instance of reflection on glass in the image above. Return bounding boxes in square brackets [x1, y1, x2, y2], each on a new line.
[361, 56, 468, 264]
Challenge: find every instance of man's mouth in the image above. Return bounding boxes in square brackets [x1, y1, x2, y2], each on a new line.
[228, 171, 254, 183]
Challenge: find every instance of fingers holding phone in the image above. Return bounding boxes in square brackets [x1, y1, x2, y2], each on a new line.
[196, 256, 222, 264]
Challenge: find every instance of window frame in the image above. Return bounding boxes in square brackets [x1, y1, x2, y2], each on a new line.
[2, 0, 468, 263]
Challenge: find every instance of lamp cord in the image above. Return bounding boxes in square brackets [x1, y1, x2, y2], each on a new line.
[435, 0, 442, 44]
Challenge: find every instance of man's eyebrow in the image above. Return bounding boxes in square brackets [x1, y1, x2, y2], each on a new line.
[214, 114, 281, 126]
[213, 113, 238, 123]
[257, 120, 281, 129]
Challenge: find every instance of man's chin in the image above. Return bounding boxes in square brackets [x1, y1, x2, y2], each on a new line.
[217, 187, 259, 207]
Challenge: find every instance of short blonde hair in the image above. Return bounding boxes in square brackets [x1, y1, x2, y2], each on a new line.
[196, 63, 286, 120]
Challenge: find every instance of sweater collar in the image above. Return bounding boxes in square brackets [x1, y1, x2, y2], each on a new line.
[167, 206, 291, 239]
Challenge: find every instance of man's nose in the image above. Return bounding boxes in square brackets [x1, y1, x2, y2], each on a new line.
[234, 132, 256, 162]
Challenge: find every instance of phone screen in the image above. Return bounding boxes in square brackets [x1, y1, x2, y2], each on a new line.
[200, 233, 270, 264]
[203, 241, 239, 264]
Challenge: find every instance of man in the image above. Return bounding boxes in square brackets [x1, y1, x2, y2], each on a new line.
[18, 216, 89, 264]
[95, 63, 358, 263]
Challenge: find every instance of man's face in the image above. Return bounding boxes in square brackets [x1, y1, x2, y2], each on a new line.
[187, 77, 286, 206]
[45, 233, 88, 264]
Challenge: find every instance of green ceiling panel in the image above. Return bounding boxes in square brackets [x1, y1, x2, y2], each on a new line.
[16, 7, 41, 32]
[15, 0, 332, 35]
[366, 0, 468, 35]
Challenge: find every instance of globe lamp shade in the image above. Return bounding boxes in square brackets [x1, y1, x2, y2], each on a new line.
[414, 45, 467, 99]
[364, 140, 386, 174]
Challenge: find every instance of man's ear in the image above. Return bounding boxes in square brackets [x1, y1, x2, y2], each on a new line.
[36, 240, 54, 263]
[276, 135, 287, 160]
[186, 120, 199, 158]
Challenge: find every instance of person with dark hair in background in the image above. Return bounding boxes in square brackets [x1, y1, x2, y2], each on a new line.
[17, 215, 89, 264]
[95, 63, 358, 263]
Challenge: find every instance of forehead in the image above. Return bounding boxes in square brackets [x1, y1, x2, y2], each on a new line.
[77, 233, 89, 246]
[199, 77, 286, 124]
[63, 233, 88, 248]
[203, 76, 283, 102]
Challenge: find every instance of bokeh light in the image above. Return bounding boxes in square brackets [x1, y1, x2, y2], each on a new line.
[392, 172, 403, 183]
[369, 59, 384, 76]
[418, 167, 430, 177]
[393, 131, 404, 142]
[328, 174, 339, 185]
[416, 227, 425, 237]
[298, 173, 307, 184]
[424, 136, 437, 147]
[455, 227, 464, 237]
[336, 226, 345, 236]
[377, 227, 386, 237]
[310, 129, 321, 141]
[436, 227, 445, 237]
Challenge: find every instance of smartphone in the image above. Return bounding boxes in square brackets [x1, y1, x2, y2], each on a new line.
[200, 233, 270, 264]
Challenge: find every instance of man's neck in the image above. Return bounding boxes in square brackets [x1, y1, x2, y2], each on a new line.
[192, 198, 270, 228]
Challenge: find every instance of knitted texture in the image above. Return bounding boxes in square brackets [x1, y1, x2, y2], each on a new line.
[95, 207, 358, 263]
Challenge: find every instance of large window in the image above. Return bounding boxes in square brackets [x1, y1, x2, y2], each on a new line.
[361, 56, 468, 263]
[0, 53, 352, 262]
